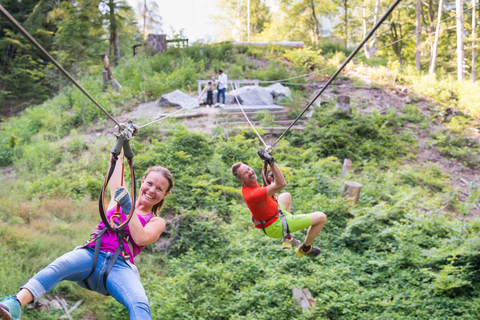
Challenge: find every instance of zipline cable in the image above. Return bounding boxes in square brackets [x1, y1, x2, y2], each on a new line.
[230, 83, 268, 148]
[262, 3, 480, 84]
[0, 4, 121, 128]
[270, 0, 402, 149]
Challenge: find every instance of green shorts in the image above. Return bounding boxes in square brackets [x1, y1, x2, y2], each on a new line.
[263, 204, 312, 239]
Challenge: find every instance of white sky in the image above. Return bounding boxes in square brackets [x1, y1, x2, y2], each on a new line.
[127, 0, 223, 42]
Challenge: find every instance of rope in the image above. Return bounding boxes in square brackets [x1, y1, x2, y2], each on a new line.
[229, 83, 268, 148]
[0, 4, 121, 128]
[138, 85, 209, 129]
[270, 0, 402, 149]
[261, 3, 480, 85]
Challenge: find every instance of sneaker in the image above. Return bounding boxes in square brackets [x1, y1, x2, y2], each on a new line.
[282, 237, 301, 249]
[0, 296, 21, 320]
[220, 103, 225, 107]
[295, 245, 321, 258]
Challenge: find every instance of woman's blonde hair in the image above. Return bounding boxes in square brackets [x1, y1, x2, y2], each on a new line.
[143, 166, 174, 215]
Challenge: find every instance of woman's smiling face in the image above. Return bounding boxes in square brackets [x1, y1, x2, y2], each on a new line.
[139, 171, 170, 206]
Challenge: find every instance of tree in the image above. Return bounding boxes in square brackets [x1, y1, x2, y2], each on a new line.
[214, 0, 271, 41]
[309, 0, 321, 44]
[472, 0, 477, 82]
[429, 0, 444, 74]
[456, 0, 465, 81]
[255, 0, 337, 43]
[415, 0, 421, 70]
[362, 0, 380, 59]
[137, 0, 163, 40]
[50, 0, 107, 74]
[98, 0, 133, 66]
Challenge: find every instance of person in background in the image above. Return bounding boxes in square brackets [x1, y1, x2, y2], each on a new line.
[213, 69, 227, 107]
[206, 81, 214, 108]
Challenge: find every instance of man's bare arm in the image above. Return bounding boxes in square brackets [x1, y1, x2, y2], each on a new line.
[266, 163, 287, 197]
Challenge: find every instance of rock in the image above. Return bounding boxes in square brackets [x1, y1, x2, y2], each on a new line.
[229, 86, 274, 105]
[265, 82, 292, 98]
[158, 90, 199, 109]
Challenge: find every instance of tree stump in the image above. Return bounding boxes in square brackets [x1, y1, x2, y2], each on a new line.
[335, 95, 351, 114]
[341, 181, 362, 204]
[147, 34, 167, 53]
[341, 158, 352, 178]
[292, 288, 315, 312]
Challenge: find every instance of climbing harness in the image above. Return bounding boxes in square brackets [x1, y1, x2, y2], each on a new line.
[79, 123, 140, 292]
[251, 148, 292, 240]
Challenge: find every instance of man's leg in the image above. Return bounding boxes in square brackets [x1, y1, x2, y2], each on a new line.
[277, 192, 291, 213]
[303, 211, 327, 246]
[221, 88, 226, 104]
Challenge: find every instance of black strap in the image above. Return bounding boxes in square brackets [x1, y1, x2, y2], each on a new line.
[83, 227, 107, 290]
[103, 232, 125, 290]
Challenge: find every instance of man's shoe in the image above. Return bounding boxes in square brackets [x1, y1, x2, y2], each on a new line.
[220, 103, 225, 107]
[0, 296, 21, 320]
[282, 237, 301, 249]
[295, 245, 321, 258]
[214, 103, 220, 107]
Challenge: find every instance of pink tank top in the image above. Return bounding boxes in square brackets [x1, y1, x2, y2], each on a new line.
[87, 206, 154, 264]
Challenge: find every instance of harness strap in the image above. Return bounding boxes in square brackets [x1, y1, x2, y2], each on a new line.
[103, 232, 125, 289]
[83, 227, 107, 290]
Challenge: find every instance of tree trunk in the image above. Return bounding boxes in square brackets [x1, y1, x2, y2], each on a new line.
[415, 0, 421, 71]
[456, 0, 464, 81]
[309, 0, 320, 44]
[391, 21, 404, 67]
[108, 0, 120, 66]
[472, 0, 477, 82]
[363, 0, 379, 59]
[363, 0, 369, 58]
[143, 0, 146, 38]
[344, 0, 348, 47]
[429, 0, 444, 74]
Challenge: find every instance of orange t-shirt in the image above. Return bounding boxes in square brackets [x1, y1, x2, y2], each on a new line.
[242, 183, 278, 229]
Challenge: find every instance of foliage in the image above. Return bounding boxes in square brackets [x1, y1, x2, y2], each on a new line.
[1, 42, 480, 320]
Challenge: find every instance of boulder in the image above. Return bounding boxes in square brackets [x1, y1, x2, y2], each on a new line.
[229, 85, 274, 105]
[265, 82, 292, 98]
[158, 90, 199, 109]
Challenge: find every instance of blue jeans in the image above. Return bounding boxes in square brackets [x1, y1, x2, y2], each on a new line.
[20, 248, 151, 320]
[217, 88, 226, 104]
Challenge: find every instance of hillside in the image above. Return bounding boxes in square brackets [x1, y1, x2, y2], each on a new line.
[1, 44, 480, 319]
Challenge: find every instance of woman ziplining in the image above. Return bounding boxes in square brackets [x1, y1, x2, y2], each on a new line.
[0, 127, 174, 320]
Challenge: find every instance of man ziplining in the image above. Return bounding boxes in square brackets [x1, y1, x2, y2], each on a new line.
[231, 148, 326, 258]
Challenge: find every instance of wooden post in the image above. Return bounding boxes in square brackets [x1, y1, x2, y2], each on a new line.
[292, 288, 315, 312]
[335, 95, 351, 114]
[341, 159, 352, 178]
[102, 70, 109, 85]
[341, 181, 362, 204]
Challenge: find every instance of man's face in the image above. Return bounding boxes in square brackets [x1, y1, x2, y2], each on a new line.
[236, 164, 257, 184]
